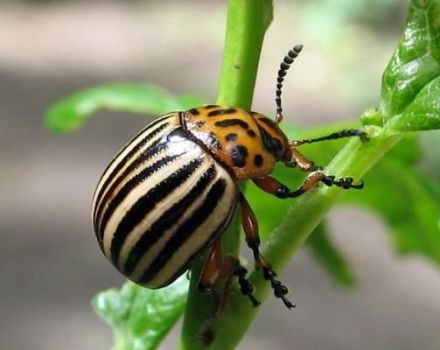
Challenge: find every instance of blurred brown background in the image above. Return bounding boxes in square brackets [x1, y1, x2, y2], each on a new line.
[1, 0, 440, 349]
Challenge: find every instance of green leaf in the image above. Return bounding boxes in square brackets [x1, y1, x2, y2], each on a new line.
[306, 221, 357, 287]
[381, 0, 440, 118]
[44, 84, 203, 133]
[342, 138, 440, 265]
[387, 75, 440, 132]
[92, 277, 188, 350]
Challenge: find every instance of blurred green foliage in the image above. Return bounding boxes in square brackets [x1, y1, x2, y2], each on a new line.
[44, 84, 203, 133]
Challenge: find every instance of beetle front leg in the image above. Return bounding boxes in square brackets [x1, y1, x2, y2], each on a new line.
[253, 171, 363, 199]
[239, 193, 295, 309]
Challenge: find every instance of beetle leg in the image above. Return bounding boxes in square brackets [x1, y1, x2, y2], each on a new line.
[198, 239, 224, 293]
[226, 256, 261, 308]
[198, 239, 260, 308]
[253, 172, 363, 199]
[239, 193, 295, 309]
[285, 147, 318, 171]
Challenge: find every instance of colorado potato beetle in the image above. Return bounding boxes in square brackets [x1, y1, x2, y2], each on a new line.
[92, 45, 366, 308]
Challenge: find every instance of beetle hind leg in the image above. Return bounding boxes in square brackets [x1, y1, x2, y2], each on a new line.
[239, 193, 295, 309]
[231, 261, 260, 307]
[198, 239, 260, 310]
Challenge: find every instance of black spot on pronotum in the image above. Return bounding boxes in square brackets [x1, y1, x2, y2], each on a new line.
[207, 132, 221, 149]
[231, 145, 248, 168]
[247, 129, 256, 137]
[207, 108, 237, 117]
[204, 104, 217, 109]
[257, 125, 284, 160]
[215, 119, 249, 129]
[225, 133, 238, 142]
[189, 108, 200, 115]
[258, 117, 280, 131]
[254, 154, 263, 167]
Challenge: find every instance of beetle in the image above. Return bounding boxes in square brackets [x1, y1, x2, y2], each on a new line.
[92, 45, 366, 309]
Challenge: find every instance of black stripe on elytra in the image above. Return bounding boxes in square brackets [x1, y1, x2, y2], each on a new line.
[207, 108, 237, 117]
[93, 118, 170, 220]
[138, 178, 228, 284]
[156, 200, 236, 287]
[254, 154, 264, 167]
[231, 145, 248, 168]
[214, 119, 249, 129]
[203, 105, 217, 109]
[94, 137, 168, 237]
[109, 157, 204, 265]
[123, 164, 217, 276]
[256, 124, 284, 160]
[97, 153, 180, 244]
[225, 133, 238, 142]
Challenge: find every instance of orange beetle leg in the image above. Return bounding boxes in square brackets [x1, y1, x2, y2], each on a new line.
[253, 171, 363, 199]
[198, 239, 223, 293]
[197, 239, 260, 311]
[286, 147, 318, 172]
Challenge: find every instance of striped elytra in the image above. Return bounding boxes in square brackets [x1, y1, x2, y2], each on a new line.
[92, 45, 365, 308]
[92, 112, 239, 288]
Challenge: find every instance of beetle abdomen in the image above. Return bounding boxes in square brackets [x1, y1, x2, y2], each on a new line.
[92, 113, 239, 288]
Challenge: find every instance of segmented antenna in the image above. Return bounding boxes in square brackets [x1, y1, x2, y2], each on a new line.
[275, 44, 303, 124]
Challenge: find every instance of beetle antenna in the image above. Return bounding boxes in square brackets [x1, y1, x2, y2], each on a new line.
[275, 44, 303, 124]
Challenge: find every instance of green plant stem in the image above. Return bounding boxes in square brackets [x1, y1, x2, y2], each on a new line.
[216, 0, 273, 108]
[205, 127, 403, 349]
[180, 1, 272, 350]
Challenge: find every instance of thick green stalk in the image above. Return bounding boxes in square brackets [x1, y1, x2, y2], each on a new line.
[180, 1, 272, 349]
[216, 0, 273, 108]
